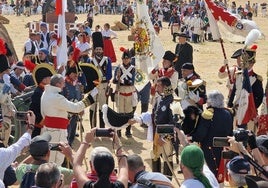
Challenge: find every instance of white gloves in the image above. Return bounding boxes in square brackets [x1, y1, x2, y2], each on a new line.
[3, 74, 11, 86]
[223, 59, 228, 65]
[90, 87, 98, 98]
[189, 91, 200, 103]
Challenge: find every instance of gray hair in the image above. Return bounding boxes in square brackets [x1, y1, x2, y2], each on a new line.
[207, 90, 224, 108]
[228, 169, 247, 187]
[35, 162, 61, 187]
[50, 74, 64, 86]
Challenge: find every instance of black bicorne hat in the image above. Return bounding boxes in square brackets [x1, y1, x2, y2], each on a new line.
[92, 32, 104, 49]
[32, 63, 56, 85]
[163, 50, 176, 62]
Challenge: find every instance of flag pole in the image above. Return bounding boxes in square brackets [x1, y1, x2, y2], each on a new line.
[219, 38, 233, 85]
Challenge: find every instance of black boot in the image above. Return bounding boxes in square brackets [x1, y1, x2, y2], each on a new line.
[117, 130, 122, 138]
[151, 158, 161, 172]
[140, 103, 149, 128]
[89, 110, 96, 128]
[99, 110, 105, 128]
[125, 125, 132, 137]
[163, 161, 173, 180]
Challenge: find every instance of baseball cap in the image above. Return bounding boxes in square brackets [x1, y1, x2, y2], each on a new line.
[256, 135, 268, 154]
[245, 175, 268, 188]
[227, 156, 250, 174]
[29, 132, 51, 156]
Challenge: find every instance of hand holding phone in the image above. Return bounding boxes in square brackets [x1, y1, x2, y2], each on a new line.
[213, 137, 230, 147]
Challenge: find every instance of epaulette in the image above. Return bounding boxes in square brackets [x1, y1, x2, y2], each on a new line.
[202, 108, 214, 120]
[256, 74, 263, 82]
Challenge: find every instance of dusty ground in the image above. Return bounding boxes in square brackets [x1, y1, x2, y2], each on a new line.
[3, 3, 268, 186]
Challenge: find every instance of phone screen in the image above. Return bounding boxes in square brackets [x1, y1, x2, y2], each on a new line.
[213, 137, 230, 147]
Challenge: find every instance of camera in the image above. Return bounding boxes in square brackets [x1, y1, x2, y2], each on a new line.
[95, 128, 114, 137]
[49, 143, 61, 151]
[233, 128, 250, 143]
[222, 150, 239, 159]
[15, 111, 28, 121]
[156, 124, 174, 135]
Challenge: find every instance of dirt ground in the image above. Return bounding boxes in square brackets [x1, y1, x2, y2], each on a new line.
[3, 3, 268, 187]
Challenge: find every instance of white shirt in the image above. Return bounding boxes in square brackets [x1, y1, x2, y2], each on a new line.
[0, 132, 31, 180]
[101, 29, 117, 38]
[181, 179, 205, 188]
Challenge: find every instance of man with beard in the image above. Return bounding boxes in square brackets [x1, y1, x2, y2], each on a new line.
[88, 32, 112, 129]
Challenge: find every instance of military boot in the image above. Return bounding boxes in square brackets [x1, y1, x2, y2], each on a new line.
[89, 110, 96, 128]
[163, 161, 173, 180]
[151, 158, 161, 172]
[99, 110, 105, 128]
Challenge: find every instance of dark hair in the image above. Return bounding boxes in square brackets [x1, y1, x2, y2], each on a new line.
[93, 151, 115, 188]
[157, 76, 171, 87]
[127, 154, 144, 171]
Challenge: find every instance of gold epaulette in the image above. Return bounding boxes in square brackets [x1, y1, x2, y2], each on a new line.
[202, 108, 214, 120]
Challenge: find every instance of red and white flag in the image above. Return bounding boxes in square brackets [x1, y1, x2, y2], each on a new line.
[56, 0, 68, 69]
[236, 68, 257, 125]
[205, 0, 259, 42]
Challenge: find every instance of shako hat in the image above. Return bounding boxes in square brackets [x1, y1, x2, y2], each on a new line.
[92, 32, 104, 49]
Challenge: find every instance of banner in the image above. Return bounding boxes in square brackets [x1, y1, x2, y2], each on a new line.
[134, 0, 165, 91]
[56, 0, 68, 69]
[205, 0, 260, 42]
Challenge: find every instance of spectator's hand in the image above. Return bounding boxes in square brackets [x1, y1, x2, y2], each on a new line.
[84, 128, 96, 144]
[59, 142, 73, 161]
[248, 131, 257, 150]
[189, 91, 200, 103]
[227, 136, 246, 154]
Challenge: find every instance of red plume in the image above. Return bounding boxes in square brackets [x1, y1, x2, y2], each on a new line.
[0, 38, 7, 55]
[120, 47, 126, 52]
[251, 44, 257, 51]
[73, 47, 81, 63]
[71, 41, 81, 63]
[24, 60, 36, 72]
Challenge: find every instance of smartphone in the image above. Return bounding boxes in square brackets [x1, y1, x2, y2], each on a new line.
[222, 151, 239, 159]
[15, 111, 28, 121]
[49, 143, 61, 151]
[95, 128, 114, 137]
[213, 137, 230, 147]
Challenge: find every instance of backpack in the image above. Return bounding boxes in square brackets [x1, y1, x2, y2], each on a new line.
[20, 170, 36, 188]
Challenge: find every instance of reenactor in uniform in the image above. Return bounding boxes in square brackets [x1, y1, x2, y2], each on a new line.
[0, 52, 14, 146]
[113, 48, 136, 137]
[228, 45, 263, 129]
[177, 63, 207, 110]
[89, 32, 112, 128]
[150, 50, 178, 106]
[29, 63, 55, 138]
[218, 48, 243, 98]
[151, 77, 174, 180]
[62, 60, 83, 146]
[174, 33, 193, 79]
